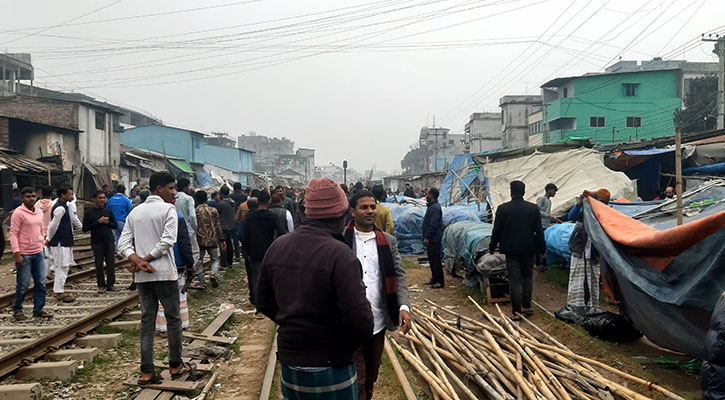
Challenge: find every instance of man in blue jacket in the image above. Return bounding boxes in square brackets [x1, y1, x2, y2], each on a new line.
[422, 187, 444, 289]
[106, 184, 132, 249]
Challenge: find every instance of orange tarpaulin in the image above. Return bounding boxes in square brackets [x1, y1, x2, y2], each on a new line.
[586, 196, 725, 270]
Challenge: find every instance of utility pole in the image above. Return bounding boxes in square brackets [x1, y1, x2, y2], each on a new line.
[675, 128, 683, 225]
[703, 35, 725, 129]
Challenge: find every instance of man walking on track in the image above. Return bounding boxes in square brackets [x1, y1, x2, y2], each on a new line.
[175, 178, 199, 271]
[10, 187, 52, 320]
[257, 178, 373, 399]
[242, 190, 280, 317]
[489, 181, 546, 320]
[82, 190, 118, 293]
[106, 184, 132, 248]
[345, 190, 411, 400]
[46, 186, 76, 303]
[193, 190, 225, 290]
[118, 171, 194, 386]
[422, 187, 444, 289]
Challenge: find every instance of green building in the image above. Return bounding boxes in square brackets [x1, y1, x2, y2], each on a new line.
[540, 59, 718, 144]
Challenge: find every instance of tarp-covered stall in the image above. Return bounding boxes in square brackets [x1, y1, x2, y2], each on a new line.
[388, 203, 480, 254]
[438, 153, 488, 207]
[583, 196, 725, 356]
[473, 147, 637, 218]
[442, 220, 505, 294]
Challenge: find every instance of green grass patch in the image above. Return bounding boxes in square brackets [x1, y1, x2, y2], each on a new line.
[402, 256, 423, 270]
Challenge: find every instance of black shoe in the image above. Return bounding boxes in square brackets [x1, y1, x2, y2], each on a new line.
[128, 282, 137, 291]
[431, 282, 444, 289]
[423, 280, 436, 286]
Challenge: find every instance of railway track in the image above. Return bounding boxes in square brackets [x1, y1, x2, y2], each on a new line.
[0, 245, 137, 378]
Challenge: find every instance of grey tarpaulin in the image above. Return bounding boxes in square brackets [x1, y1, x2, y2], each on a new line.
[583, 200, 725, 356]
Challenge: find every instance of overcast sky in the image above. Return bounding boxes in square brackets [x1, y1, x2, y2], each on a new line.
[2, 0, 722, 172]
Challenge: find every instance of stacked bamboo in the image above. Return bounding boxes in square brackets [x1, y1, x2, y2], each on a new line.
[389, 297, 685, 400]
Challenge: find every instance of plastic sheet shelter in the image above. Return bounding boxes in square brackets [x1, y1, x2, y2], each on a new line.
[603, 148, 675, 200]
[583, 196, 725, 356]
[438, 152, 488, 207]
[442, 221, 493, 265]
[472, 147, 637, 218]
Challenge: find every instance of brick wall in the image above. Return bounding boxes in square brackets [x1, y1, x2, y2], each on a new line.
[0, 117, 8, 149]
[0, 96, 78, 130]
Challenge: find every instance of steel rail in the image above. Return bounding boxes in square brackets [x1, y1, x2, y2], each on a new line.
[0, 259, 131, 308]
[0, 291, 139, 377]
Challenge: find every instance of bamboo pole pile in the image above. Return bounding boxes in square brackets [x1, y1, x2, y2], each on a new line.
[389, 297, 686, 400]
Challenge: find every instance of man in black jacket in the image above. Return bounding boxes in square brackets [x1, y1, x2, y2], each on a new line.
[489, 180, 545, 319]
[422, 187, 444, 288]
[216, 186, 236, 268]
[82, 190, 118, 293]
[242, 190, 279, 317]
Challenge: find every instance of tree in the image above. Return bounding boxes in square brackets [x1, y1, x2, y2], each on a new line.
[674, 75, 718, 133]
[401, 143, 424, 174]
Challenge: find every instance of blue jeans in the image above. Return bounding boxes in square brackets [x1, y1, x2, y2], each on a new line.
[113, 220, 125, 249]
[13, 252, 47, 314]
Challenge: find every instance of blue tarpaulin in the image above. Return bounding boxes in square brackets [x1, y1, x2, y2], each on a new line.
[196, 172, 213, 187]
[438, 153, 478, 206]
[544, 223, 574, 265]
[609, 200, 665, 217]
[442, 221, 493, 265]
[388, 203, 480, 254]
[683, 161, 725, 175]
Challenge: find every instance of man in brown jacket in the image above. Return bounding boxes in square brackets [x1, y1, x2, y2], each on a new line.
[192, 191, 226, 289]
[257, 178, 373, 399]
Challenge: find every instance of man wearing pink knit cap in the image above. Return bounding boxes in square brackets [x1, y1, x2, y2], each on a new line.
[257, 178, 373, 399]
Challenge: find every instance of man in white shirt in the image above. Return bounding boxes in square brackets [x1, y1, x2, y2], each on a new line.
[46, 186, 76, 303]
[344, 190, 411, 400]
[118, 171, 193, 386]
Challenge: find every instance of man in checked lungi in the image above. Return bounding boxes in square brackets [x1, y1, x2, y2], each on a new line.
[257, 178, 373, 399]
[567, 189, 610, 308]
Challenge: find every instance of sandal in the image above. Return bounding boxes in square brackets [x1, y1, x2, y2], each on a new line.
[170, 361, 196, 379]
[33, 311, 53, 319]
[522, 308, 534, 316]
[55, 293, 75, 302]
[511, 314, 522, 321]
[209, 275, 219, 288]
[188, 282, 206, 290]
[137, 371, 163, 386]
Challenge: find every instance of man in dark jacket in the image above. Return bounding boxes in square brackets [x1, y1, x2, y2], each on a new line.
[242, 190, 279, 315]
[703, 291, 725, 400]
[257, 178, 373, 399]
[269, 193, 291, 235]
[216, 186, 236, 268]
[82, 190, 118, 293]
[230, 183, 247, 261]
[489, 180, 545, 319]
[422, 187, 444, 288]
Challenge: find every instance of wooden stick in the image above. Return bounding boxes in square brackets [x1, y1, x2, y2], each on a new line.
[417, 318, 506, 400]
[412, 324, 475, 400]
[524, 340, 683, 400]
[384, 336, 418, 400]
[390, 336, 454, 400]
[495, 304, 571, 400]
[468, 297, 557, 400]
[480, 325, 537, 400]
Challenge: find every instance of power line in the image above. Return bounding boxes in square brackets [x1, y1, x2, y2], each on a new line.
[0, 0, 125, 46]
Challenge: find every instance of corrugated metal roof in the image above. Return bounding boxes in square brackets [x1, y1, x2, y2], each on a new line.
[0, 151, 61, 173]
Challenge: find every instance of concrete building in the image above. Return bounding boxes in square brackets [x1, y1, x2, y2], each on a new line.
[500, 95, 542, 150]
[1, 53, 33, 97]
[419, 126, 466, 172]
[122, 125, 254, 185]
[205, 133, 236, 148]
[237, 133, 294, 173]
[274, 148, 315, 184]
[541, 59, 719, 144]
[0, 91, 123, 197]
[465, 112, 502, 153]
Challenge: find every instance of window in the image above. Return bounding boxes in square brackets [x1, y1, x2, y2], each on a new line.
[95, 111, 106, 130]
[590, 117, 605, 128]
[563, 87, 568, 98]
[194, 138, 200, 149]
[626, 116, 642, 128]
[623, 83, 639, 97]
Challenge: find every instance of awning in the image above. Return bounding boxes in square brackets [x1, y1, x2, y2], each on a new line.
[168, 159, 194, 174]
[84, 164, 112, 190]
